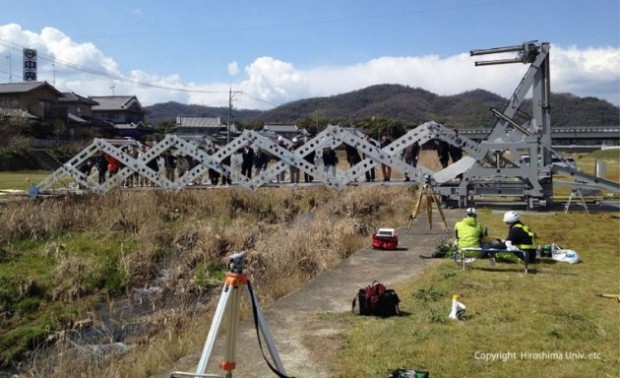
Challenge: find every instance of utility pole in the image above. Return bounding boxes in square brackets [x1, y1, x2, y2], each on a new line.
[227, 86, 242, 143]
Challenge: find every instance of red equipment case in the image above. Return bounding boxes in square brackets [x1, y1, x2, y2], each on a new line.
[371, 228, 398, 250]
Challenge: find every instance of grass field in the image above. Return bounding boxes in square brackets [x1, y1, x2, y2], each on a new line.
[335, 211, 620, 377]
[575, 150, 620, 181]
[0, 170, 52, 191]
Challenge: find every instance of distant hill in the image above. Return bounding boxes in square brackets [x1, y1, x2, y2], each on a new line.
[146, 101, 262, 124]
[145, 84, 619, 128]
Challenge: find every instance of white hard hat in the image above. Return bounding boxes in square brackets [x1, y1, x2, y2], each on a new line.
[503, 211, 520, 223]
[292, 137, 298, 143]
[277, 136, 284, 141]
[466, 207, 477, 217]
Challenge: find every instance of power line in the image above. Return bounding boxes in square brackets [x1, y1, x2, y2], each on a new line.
[0, 38, 228, 95]
[0, 38, 285, 108]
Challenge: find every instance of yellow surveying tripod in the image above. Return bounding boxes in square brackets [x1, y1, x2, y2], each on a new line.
[407, 175, 448, 230]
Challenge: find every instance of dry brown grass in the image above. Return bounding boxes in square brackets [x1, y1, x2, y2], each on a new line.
[0, 185, 412, 377]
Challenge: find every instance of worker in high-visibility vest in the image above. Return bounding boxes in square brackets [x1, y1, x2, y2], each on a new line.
[502, 211, 538, 263]
[454, 208, 485, 249]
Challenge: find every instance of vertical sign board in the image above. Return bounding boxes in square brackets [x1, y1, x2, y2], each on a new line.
[23, 48, 37, 81]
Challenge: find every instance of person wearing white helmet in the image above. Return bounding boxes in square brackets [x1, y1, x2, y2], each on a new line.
[454, 207, 486, 250]
[502, 210, 538, 263]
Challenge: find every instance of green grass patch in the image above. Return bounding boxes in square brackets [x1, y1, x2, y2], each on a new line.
[0, 231, 139, 364]
[0, 170, 52, 191]
[575, 151, 619, 182]
[194, 260, 227, 290]
[582, 149, 620, 160]
[336, 212, 620, 377]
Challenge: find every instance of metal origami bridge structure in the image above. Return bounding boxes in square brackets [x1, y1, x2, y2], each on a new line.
[36, 41, 620, 209]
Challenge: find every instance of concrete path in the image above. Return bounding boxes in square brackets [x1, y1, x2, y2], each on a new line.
[154, 210, 460, 378]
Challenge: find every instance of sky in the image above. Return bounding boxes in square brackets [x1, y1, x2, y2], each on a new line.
[0, 0, 618, 111]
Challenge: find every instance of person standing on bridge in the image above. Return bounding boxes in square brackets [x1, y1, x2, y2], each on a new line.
[105, 153, 120, 178]
[303, 136, 315, 183]
[96, 152, 108, 184]
[345, 143, 361, 168]
[322, 144, 338, 178]
[207, 143, 221, 185]
[345, 142, 362, 182]
[253, 148, 268, 177]
[363, 134, 377, 182]
[240, 144, 255, 179]
[220, 151, 232, 185]
[380, 134, 393, 181]
[163, 149, 176, 182]
[402, 141, 420, 182]
[435, 139, 450, 169]
[449, 129, 463, 164]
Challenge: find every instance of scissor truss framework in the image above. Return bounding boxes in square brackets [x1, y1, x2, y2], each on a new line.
[36, 122, 467, 193]
[36, 41, 619, 208]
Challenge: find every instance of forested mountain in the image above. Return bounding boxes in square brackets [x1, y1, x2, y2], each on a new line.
[146, 101, 262, 124]
[145, 84, 619, 129]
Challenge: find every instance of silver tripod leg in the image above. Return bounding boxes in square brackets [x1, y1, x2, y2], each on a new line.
[195, 283, 234, 376]
[244, 285, 287, 374]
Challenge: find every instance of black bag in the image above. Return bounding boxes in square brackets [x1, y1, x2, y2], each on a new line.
[352, 281, 400, 317]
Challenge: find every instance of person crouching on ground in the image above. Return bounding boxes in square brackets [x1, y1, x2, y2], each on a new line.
[502, 211, 538, 264]
[454, 207, 486, 257]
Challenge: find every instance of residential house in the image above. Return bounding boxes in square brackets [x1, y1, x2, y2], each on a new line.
[175, 115, 240, 143]
[58, 92, 99, 138]
[89, 95, 151, 139]
[59, 92, 98, 122]
[0, 81, 63, 121]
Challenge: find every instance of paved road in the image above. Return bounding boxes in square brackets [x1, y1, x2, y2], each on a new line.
[153, 210, 461, 378]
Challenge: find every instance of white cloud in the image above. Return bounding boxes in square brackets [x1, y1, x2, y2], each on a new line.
[227, 61, 239, 76]
[230, 45, 619, 110]
[0, 23, 618, 111]
[552, 45, 620, 100]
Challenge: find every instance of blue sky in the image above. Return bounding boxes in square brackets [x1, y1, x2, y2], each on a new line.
[0, 0, 618, 110]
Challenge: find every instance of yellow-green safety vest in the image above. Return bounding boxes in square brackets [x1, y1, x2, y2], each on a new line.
[512, 223, 537, 250]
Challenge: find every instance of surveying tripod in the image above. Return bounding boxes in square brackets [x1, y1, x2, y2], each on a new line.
[407, 175, 448, 230]
[170, 252, 289, 378]
[564, 188, 590, 214]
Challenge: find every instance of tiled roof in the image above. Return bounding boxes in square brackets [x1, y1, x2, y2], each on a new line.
[59, 92, 99, 105]
[0, 81, 62, 96]
[90, 96, 141, 111]
[68, 113, 89, 123]
[176, 116, 223, 128]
